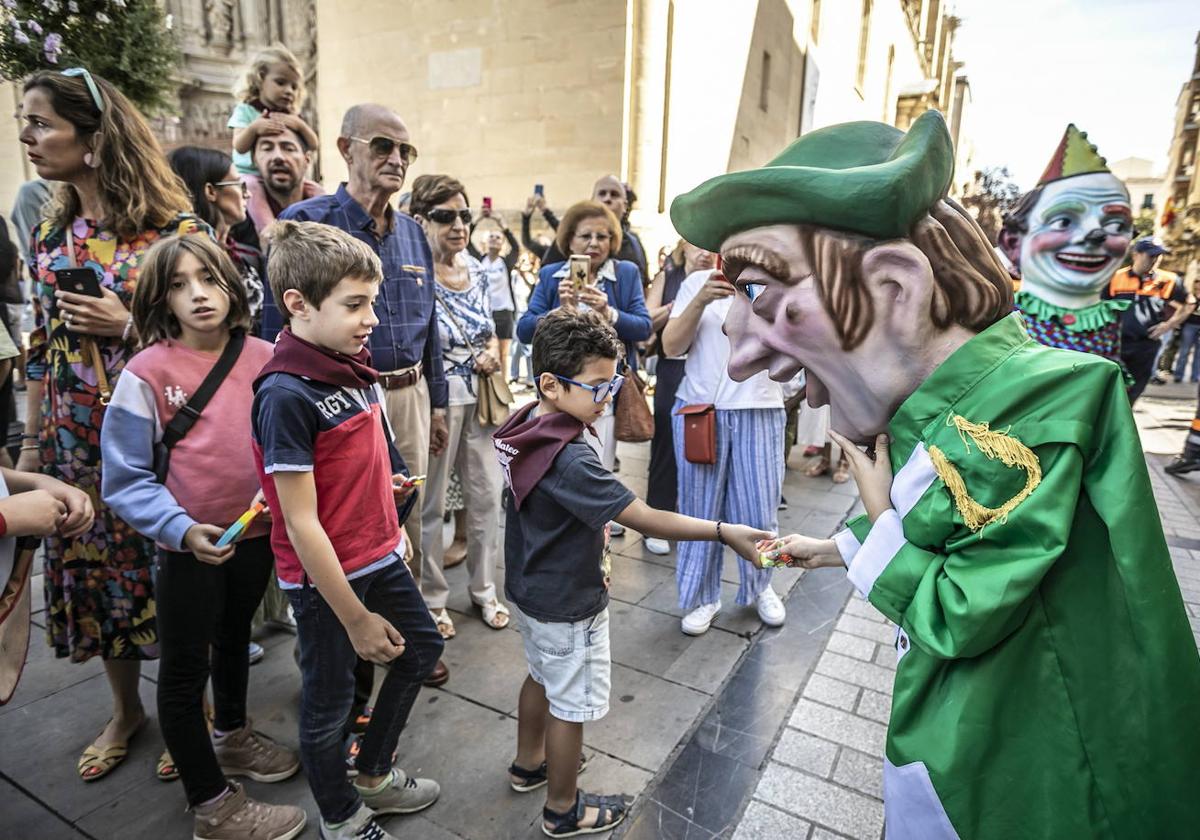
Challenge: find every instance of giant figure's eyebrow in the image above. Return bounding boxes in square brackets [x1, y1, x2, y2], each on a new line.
[1038, 199, 1087, 220]
[721, 244, 790, 284]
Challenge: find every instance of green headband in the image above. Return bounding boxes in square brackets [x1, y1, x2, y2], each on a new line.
[670, 110, 955, 250]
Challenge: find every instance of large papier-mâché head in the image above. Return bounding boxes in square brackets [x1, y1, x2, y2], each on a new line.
[1001, 125, 1132, 308]
[670, 111, 1013, 442]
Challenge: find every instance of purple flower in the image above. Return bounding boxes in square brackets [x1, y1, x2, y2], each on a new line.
[28, 20, 43, 35]
[43, 32, 62, 64]
[2, 0, 16, 10]
[13, 29, 29, 45]
[96, 11, 110, 24]
[68, 1, 78, 11]
[42, 0, 60, 13]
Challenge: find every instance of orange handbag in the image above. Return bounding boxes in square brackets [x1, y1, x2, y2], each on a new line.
[676, 403, 716, 464]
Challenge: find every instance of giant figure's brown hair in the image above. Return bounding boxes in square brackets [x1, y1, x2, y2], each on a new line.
[802, 198, 1014, 351]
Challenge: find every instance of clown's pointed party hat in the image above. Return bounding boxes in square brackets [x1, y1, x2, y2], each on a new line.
[1037, 124, 1110, 186]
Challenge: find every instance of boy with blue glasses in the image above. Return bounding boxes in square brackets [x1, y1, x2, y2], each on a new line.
[492, 309, 772, 836]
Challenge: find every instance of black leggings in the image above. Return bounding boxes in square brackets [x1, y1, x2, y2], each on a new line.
[156, 536, 274, 806]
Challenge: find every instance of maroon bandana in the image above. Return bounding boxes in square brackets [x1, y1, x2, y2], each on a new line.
[492, 401, 596, 509]
[257, 328, 378, 389]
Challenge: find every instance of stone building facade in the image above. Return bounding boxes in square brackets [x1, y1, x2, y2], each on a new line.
[1162, 31, 1200, 274]
[313, 0, 973, 258]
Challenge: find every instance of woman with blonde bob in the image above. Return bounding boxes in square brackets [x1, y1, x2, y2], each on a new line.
[16, 67, 208, 784]
[517, 201, 652, 474]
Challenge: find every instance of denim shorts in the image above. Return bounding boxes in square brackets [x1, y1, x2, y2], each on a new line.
[512, 604, 611, 723]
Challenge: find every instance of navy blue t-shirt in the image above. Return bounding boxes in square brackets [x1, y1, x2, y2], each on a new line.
[503, 437, 635, 623]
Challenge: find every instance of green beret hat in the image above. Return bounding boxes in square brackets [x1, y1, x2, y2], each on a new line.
[670, 110, 955, 250]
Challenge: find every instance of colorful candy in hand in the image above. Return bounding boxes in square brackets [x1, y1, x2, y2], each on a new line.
[756, 538, 797, 568]
[215, 502, 267, 548]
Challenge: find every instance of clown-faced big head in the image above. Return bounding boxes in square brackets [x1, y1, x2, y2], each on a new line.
[1001, 124, 1132, 309]
[1017, 172, 1131, 308]
[671, 113, 1013, 444]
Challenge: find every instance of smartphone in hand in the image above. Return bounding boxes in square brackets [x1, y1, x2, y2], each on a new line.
[569, 255, 590, 293]
[55, 267, 103, 298]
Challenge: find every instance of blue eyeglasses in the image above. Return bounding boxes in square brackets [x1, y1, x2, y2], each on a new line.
[62, 68, 104, 114]
[555, 374, 625, 403]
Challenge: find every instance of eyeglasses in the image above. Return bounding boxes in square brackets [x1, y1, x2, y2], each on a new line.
[350, 135, 419, 163]
[573, 232, 612, 243]
[426, 208, 472, 225]
[555, 374, 625, 403]
[62, 67, 104, 114]
[211, 179, 250, 198]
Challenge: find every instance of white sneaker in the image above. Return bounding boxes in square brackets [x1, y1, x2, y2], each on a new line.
[756, 587, 786, 627]
[644, 538, 670, 555]
[609, 521, 626, 537]
[681, 602, 721, 636]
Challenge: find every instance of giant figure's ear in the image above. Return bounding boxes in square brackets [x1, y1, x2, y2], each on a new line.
[996, 227, 1021, 268]
[860, 242, 938, 347]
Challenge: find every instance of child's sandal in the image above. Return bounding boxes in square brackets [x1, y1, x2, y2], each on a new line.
[542, 790, 630, 837]
[508, 754, 589, 793]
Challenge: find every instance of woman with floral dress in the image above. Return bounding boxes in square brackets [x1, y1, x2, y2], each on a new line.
[410, 175, 509, 638]
[16, 69, 206, 783]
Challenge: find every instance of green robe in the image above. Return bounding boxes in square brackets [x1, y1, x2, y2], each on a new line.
[835, 314, 1200, 839]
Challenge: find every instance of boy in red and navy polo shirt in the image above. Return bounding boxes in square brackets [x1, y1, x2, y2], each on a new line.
[251, 221, 443, 840]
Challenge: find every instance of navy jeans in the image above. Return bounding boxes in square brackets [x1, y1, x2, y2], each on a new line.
[287, 560, 443, 823]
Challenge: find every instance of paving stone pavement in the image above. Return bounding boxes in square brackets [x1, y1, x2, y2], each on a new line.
[729, 385, 1200, 840]
[0, 437, 858, 840]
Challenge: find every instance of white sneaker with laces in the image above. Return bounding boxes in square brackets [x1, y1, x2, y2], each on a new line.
[644, 537, 670, 555]
[681, 602, 721, 636]
[756, 587, 786, 627]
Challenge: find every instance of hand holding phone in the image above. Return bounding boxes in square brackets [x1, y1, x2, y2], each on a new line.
[55, 267, 103, 298]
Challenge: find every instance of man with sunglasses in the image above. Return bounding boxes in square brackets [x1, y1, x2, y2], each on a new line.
[278, 103, 450, 696]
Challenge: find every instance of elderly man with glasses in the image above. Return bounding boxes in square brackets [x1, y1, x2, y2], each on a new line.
[276, 104, 451, 699]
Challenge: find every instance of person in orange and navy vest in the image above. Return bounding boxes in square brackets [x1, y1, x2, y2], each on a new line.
[1104, 239, 1193, 403]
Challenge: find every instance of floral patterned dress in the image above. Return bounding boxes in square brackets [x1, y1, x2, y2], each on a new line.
[28, 214, 204, 662]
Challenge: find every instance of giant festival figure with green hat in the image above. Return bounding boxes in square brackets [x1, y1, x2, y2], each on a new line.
[670, 110, 1200, 838]
[997, 124, 1135, 369]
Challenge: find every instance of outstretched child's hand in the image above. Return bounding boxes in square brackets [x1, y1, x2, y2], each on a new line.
[756, 535, 843, 570]
[721, 523, 777, 564]
[829, 431, 894, 522]
[348, 611, 406, 665]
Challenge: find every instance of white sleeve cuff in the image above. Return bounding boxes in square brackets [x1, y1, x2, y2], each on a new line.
[846, 509, 906, 599]
[833, 529, 862, 567]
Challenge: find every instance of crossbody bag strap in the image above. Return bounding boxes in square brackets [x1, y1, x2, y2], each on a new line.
[161, 331, 246, 450]
[65, 226, 115, 406]
[433, 288, 484, 359]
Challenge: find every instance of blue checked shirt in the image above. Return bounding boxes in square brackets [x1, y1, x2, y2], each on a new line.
[264, 184, 447, 407]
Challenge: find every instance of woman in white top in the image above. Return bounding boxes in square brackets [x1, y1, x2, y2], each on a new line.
[411, 175, 509, 637]
[661, 268, 786, 635]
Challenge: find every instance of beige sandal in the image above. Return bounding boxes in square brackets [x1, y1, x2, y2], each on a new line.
[431, 608, 456, 640]
[77, 714, 145, 782]
[156, 749, 179, 782]
[831, 457, 851, 484]
[477, 598, 510, 630]
[805, 457, 831, 477]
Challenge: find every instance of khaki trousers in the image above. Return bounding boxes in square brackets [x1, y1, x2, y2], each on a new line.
[383, 378, 431, 583]
[419, 402, 501, 611]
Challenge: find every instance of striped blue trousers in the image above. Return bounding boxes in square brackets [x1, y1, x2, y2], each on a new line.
[672, 400, 785, 610]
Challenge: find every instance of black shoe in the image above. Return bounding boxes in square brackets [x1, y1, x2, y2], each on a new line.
[778, 495, 789, 511]
[1165, 456, 1200, 476]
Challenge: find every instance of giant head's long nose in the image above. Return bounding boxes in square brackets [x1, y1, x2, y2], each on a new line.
[1083, 227, 1107, 245]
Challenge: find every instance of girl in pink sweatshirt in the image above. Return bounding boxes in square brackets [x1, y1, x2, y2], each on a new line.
[101, 234, 306, 840]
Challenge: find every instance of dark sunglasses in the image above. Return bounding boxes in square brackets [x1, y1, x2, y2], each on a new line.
[350, 135, 419, 162]
[426, 208, 472, 225]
